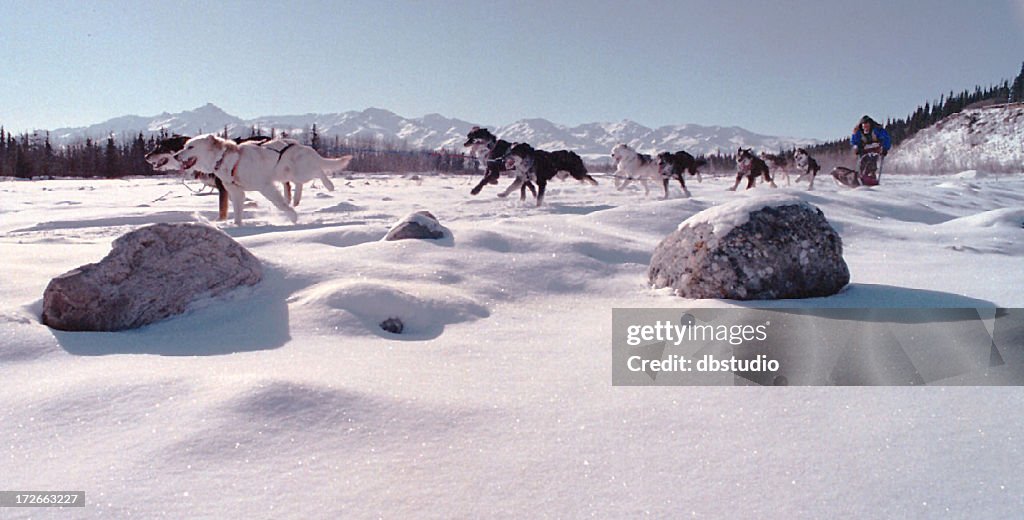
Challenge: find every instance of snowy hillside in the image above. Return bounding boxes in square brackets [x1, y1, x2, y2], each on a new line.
[46, 104, 817, 157]
[889, 104, 1024, 172]
[2, 171, 1023, 517]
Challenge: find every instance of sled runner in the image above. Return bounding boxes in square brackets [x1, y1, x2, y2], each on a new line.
[833, 145, 882, 188]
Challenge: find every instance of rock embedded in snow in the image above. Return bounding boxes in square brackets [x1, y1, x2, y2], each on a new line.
[384, 211, 451, 241]
[42, 223, 262, 331]
[648, 195, 849, 300]
[379, 317, 404, 334]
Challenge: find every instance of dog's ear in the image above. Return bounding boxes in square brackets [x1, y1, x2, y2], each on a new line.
[208, 134, 225, 150]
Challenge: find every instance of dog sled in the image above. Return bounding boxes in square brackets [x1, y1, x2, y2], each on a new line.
[833, 144, 882, 188]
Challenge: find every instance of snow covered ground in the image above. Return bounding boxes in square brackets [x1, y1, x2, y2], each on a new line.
[889, 105, 1024, 173]
[2, 171, 1023, 518]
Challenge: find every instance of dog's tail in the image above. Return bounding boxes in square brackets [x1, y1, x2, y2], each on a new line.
[317, 155, 353, 191]
[319, 172, 336, 191]
[569, 157, 599, 185]
[321, 155, 353, 172]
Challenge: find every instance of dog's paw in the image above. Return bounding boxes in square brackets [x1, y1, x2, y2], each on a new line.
[496, 193, 509, 198]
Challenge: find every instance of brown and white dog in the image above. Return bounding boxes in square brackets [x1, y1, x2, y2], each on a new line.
[730, 148, 777, 191]
[174, 134, 352, 224]
[146, 135, 301, 220]
[760, 152, 792, 185]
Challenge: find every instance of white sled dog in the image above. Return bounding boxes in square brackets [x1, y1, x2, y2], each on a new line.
[175, 134, 352, 224]
[611, 143, 660, 196]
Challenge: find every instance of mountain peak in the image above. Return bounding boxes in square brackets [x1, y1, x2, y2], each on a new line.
[362, 107, 399, 117]
[190, 103, 228, 115]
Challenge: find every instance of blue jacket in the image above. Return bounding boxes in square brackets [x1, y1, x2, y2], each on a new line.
[851, 126, 891, 154]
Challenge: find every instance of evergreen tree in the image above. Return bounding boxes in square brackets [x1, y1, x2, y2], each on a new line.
[15, 134, 32, 178]
[0, 126, 6, 177]
[130, 132, 147, 175]
[1010, 61, 1024, 103]
[310, 123, 321, 152]
[43, 131, 56, 176]
[104, 136, 119, 178]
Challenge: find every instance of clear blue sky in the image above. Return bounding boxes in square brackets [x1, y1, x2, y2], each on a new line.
[2, 0, 1023, 139]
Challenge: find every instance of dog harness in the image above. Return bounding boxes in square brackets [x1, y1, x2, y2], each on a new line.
[211, 148, 242, 185]
[213, 141, 294, 186]
[265, 142, 296, 164]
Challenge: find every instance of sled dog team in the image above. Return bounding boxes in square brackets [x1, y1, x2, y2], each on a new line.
[146, 128, 827, 224]
[465, 126, 824, 204]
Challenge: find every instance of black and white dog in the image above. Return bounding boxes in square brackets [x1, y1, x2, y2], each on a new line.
[463, 127, 533, 197]
[730, 148, 777, 191]
[502, 143, 597, 206]
[656, 150, 705, 198]
[548, 150, 598, 186]
[145, 135, 193, 171]
[792, 148, 821, 190]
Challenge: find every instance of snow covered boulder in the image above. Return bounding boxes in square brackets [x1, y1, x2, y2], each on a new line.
[384, 211, 451, 241]
[42, 223, 262, 331]
[648, 194, 849, 300]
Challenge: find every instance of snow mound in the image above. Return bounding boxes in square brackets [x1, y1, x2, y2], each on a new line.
[227, 380, 380, 428]
[935, 181, 982, 191]
[937, 208, 1024, 228]
[307, 229, 381, 248]
[952, 170, 988, 179]
[161, 379, 486, 467]
[293, 281, 488, 339]
[315, 201, 365, 213]
[678, 192, 807, 237]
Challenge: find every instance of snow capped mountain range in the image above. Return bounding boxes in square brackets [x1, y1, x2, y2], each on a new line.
[48, 103, 818, 159]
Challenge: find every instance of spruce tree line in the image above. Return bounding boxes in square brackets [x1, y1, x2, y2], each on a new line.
[0, 124, 478, 179]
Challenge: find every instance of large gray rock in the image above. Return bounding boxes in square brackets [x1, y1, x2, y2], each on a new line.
[42, 223, 262, 331]
[384, 211, 451, 241]
[649, 195, 849, 300]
